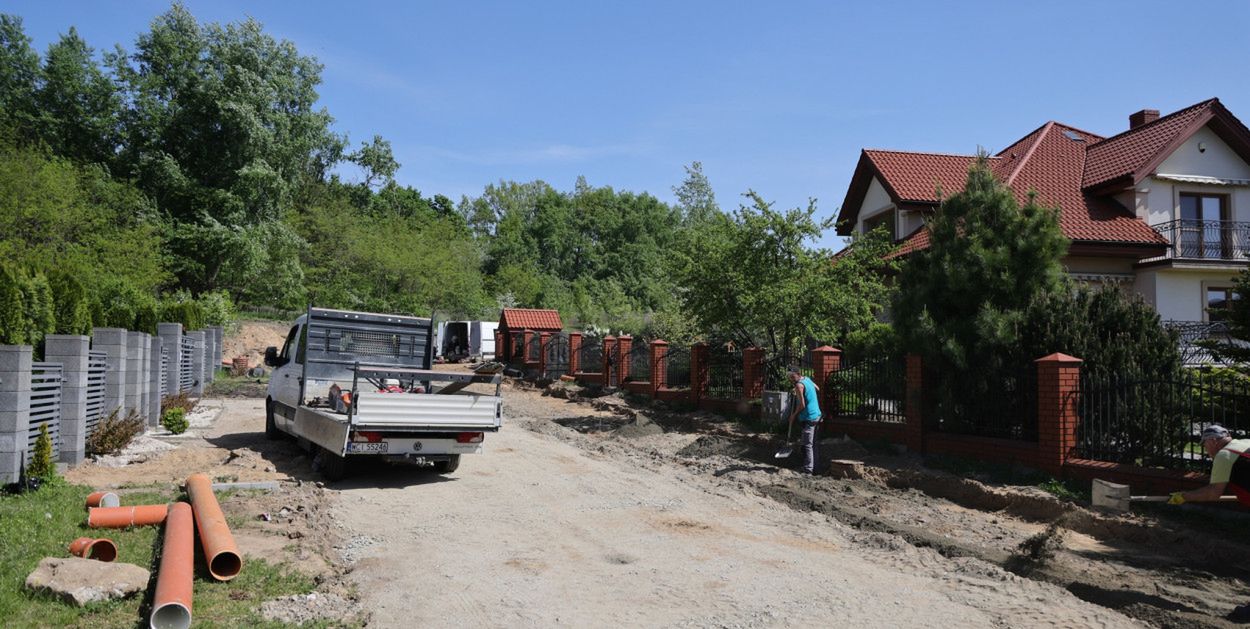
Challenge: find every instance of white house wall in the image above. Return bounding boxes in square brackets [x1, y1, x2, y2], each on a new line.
[1137, 125, 1250, 225]
[1135, 267, 1240, 321]
[855, 176, 896, 237]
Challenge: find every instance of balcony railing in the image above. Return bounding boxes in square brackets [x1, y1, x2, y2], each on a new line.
[1151, 219, 1250, 262]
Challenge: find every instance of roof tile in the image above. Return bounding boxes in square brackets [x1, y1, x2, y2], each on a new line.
[1082, 99, 1217, 188]
[500, 308, 563, 330]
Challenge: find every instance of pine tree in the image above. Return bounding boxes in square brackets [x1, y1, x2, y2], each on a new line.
[0, 264, 29, 345]
[29, 422, 55, 480]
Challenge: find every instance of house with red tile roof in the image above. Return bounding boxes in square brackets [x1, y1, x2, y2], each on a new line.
[837, 98, 1250, 326]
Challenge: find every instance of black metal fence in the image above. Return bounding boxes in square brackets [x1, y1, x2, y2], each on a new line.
[705, 346, 743, 400]
[579, 338, 603, 373]
[543, 334, 569, 379]
[526, 334, 540, 362]
[826, 357, 906, 423]
[662, 346, 691, 389]
[625, 341, 651, 382]
[924, 364, 1038, 440]
[1078, 369, 1250, 471]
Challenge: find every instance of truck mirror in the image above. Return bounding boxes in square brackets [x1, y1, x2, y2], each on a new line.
[264, 346, 279, 367]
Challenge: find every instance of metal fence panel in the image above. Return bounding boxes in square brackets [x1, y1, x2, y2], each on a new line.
[827, 357, 906, 424]
[924, 363, 1038, 441]
[1078, 369, 1250, 471]
[626, 341, 651, 382]
[159, 346, 169, 397]
[705, 346, 743, 400]
[579, 339, 603, 373]
[85, 351, 107, 435]
[662, 347, 691, 389]
[27, 363, 63, 465]
[543, 334, 569, 379]
[180, 336, 195, 392]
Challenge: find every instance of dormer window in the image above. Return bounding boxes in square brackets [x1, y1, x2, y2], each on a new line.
[862, 210, 896, 240]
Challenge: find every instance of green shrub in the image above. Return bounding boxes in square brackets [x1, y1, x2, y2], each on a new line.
[160, 295, 205, 331]
[197, 290, 237, 328]
[160, 407, 188, 435]
[48, 270, 91, 335]
[160, 391, 197, 416]
[28, 423, 56, 481]
[0, 264, 28, 345]
[85, 409, 144, 456]
[843, 323, 898, 364]
[21, 271, 55, 349]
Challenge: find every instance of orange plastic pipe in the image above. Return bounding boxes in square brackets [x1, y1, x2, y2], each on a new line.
[185, 473, 242, 580]
[68, 537, 117, 562]
[85, 491, 119, 509]
[87, 504, 169, 528]
[150, 502, 193, 629]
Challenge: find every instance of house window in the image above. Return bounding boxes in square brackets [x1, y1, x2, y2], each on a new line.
[1179, 193, 1230, 258]
[1206, 287, 1239, 322]
[862, 210, 896, 239]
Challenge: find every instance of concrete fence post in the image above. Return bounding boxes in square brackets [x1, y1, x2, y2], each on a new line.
[568, 333, 582, 375]
[44, 335, 90, 464]
[649, 340, 669, 397]
[187, 331, 207, 397]
[811, 346, 842, 432]
[157, 323, 183, 397]
[602, 336, 617, 387]
[742, 347, 766, 399]
[904, 354, 925, 454]
[149, 336, 163, 427]
[93, 328, 128, 417]
[139, 334, 152, 425]
[206, 325, 222, 382]
[691, 343, 709, 405]
[0, 345, 33, 484]
[617, 336, 633, 384]
[125, 332, 144, 417]
[1036, 353, 1083, 477]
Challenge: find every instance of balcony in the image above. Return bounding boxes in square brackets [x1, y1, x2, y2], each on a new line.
[1150, 219, 1250, 262]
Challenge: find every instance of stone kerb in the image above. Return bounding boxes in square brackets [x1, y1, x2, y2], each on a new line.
[0, 345, 33, 484]
[93, 328, 128, 417]
[44, 335, 90, 464]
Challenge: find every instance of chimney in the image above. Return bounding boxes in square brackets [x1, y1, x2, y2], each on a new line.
[1129, 109, 1160, 129]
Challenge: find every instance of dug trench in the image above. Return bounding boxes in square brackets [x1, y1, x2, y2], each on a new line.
[539, 382, 1250, 629]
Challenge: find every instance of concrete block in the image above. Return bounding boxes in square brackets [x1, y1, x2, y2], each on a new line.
[125, 333, 144, 415]
[0, 450, 21, 485]
[0, 390, 31, 416]
[0, 434, 14, 452]
[0, 345, 33, 392]
[187, 331, 206, 397]
[92, 328, 128, 346]
[148, 337, 162, 427]
[96, 329, 128, 417]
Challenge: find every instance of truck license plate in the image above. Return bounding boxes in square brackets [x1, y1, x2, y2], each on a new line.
[347, 442, 389, 454]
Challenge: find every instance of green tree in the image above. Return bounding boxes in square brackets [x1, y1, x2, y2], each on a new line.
[893, 156, 1068, 374]
[350, 134, 399, 189]
[0, 15, 40, 140]
[0, 264, 28, 345]
[29, 422, 55, 480]
[48, 270, 92, 335]
[678, 191, 896, 363]
[673, 161, 719, 226]
[1204, 267, 1250, 365]
[21, 270, 55, 348]
[35, 27, 121, 164]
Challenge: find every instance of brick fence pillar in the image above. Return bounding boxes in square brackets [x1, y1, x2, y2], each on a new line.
[617, 336, 633, 383]
[691, 342, 709, 405]
[904, 354, 925, 454]
[94, 328, 128, 416]
[602, 336, 617, 387]
[743, 347, 766, 399]
[569, 333, 582, 374]
[538, 332, 552, 377]
[157, 323, 183, 398]
[811, 346, 841, 433]
[1036, 353, 1083, 477]
[522, 331, 537, 367]
[650, 340, 669, 397]
[148, 336, 163, 427]
[187, 330, 206, 397]
[45, 335, 90, 464]
[0, 345, 33, 483]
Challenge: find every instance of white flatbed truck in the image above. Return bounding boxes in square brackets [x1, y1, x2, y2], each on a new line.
[264, 307, 503, 479]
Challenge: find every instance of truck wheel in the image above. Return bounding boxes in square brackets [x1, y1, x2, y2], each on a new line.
[314, 448, 349, 481]
[265, 400, 282, 441]
[434, 455, 460, 474]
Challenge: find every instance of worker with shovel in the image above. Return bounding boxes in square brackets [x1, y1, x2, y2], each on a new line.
[785, 368, 822, 475]
[1167, 424, 1250, 622]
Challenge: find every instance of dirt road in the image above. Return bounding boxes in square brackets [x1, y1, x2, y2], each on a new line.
[335, 386, 1138, 628]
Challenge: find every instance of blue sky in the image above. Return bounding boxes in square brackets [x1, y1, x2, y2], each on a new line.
[9, 1, 1250, 249]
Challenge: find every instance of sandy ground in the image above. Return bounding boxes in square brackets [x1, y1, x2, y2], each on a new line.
[221, 320, 290, 369]
[62, 367, 1250, 627]
[334, 383, 1141, 628]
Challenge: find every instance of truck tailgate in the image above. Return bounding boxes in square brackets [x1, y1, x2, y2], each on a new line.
[352, 392, 502, 429]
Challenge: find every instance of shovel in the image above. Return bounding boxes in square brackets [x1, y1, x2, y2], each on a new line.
[775, 423, 795, 459]
[1091, 478, 1240, 512]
